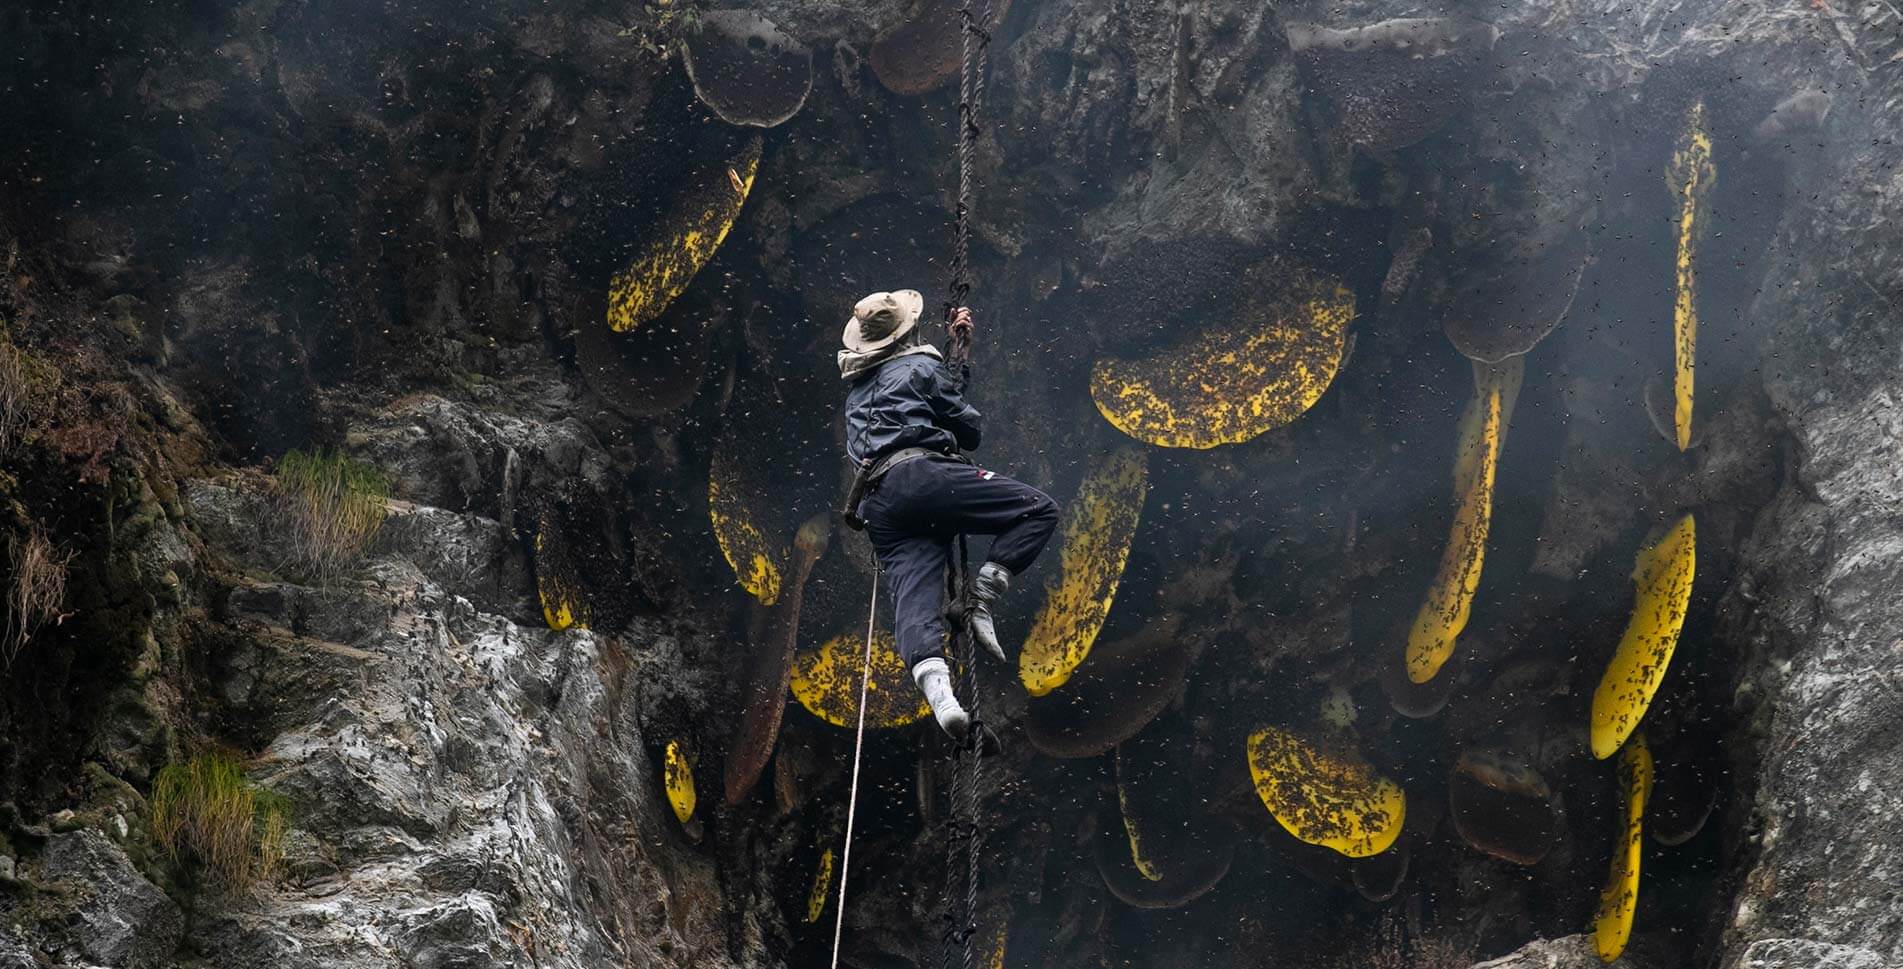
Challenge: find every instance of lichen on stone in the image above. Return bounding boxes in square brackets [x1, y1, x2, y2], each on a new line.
[1593, 736, 1653, 962]
[1405, 356, 1522, 684]
[1591, 515, 1695, 760]
[1667, 101, 1714, 452]
[1246, 725, 1406, 859]
[1089, 272, 1355, 448]
[606, 136, 761, 334]
[708, 429, 787, 606]
[663, 739, 696, 825]
[1019, 448, 1148, 696]
[789, 629, 930, 729]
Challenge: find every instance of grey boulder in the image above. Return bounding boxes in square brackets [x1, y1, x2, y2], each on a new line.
[39, 829, 182, 968]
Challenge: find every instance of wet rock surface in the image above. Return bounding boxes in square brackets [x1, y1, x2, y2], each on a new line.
[173, 404, 745, 969]
[1715, 267, 1903, 967]
[0, 0, 1899, 967]
[1473, 935, 1640, 969]
[0, 941, 36, 969]
[38, 830, 183, 967]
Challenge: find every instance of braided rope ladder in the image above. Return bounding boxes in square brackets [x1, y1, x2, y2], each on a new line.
[940, 4, 994, 968]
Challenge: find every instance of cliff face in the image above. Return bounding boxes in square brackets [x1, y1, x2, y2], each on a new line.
[1, 0, 1900, 967]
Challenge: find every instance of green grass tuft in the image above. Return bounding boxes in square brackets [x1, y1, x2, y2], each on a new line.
[151, 754, 291, 891]
[272, 448, 389, 582]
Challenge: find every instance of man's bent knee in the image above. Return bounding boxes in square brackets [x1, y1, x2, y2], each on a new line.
[1034, 492, 1060, 522]
[1027, 492, 1060, 536]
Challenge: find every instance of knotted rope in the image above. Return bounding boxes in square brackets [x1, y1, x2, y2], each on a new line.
[940, 7, 996, 968]
[943, 0, 994, 387]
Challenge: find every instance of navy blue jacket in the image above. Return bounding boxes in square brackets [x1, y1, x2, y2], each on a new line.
[844, 352, 983, 466]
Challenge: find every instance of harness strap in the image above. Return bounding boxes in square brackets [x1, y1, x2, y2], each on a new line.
[840, 447, 962, 530]
[869, 446, 943, 481]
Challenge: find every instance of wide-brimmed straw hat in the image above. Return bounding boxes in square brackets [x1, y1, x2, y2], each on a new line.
[841, 289, 924, 353]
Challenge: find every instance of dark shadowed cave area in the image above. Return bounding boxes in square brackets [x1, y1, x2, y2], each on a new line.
[1, 1, 1901, 968]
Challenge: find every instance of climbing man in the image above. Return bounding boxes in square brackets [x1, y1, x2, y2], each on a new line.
[838, 290, 1060, 739]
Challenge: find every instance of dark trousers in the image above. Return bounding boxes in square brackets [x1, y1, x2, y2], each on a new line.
[861, 455, 1060, 667]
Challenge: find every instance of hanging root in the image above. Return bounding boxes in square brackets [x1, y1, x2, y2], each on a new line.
[4, 525, 72, 668]
[0, 339, 28, 452]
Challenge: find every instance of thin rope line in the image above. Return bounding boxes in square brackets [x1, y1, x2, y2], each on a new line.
[940, 538, 970, 969]
[829, 569, 880, 969]
[958, 536, 982, 969]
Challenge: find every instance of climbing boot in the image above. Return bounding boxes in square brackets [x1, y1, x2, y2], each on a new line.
[968, 561, 1011, 664]
[911, 657, 969, 740]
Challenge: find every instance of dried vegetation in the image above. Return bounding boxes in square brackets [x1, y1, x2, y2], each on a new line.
[0, 336, 27, 453]
[3, 524, 71, 667]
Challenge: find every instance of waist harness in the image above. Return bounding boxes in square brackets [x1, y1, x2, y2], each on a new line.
[838, 447, 963, 530]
